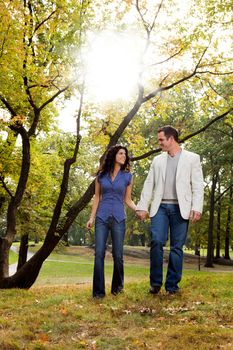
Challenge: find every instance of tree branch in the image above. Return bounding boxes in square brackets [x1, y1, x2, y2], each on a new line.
[0, 176, 14, 198]
[38, 84, 73, 112]
[135, 0, 164, 34]
[33, 11, 56, 36]
[0, 25, 10, 59]
[107, 82, 144, 148]
[147, 48, 183, 68]
[135, 0, 150, 36]
[181, 108, 233, 142]
[61, 83, 145, 231]
[197, 70, 233, 76]
[132, 108, 233, 161]
[214, 184, 233, 204]
[150, 0, 165, 32]
[23, 75, 39, 111]
[0, 96, 17, 116]
[141, 46, 210, 103]
[9, 125, 30, 207]
[47, 81, 85, 237]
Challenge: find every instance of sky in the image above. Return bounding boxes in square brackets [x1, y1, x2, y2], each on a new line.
[56, 0, 231, 133]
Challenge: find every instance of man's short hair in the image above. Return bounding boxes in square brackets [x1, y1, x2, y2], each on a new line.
[158, 125, 179, 142]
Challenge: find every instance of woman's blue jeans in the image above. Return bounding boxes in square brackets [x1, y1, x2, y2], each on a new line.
[150, 204, 189, 292]
[93, 216, 125, 297]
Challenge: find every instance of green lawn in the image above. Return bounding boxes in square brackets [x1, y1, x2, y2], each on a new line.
[35, 252, 149, 286]
[9, 249, 18, 264]
[3, 245, 233, 349]
[10, 244, 233, 286]
[1, 272, 233, 350]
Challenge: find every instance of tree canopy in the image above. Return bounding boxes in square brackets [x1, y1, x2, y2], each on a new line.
[0, 0, 232, 288]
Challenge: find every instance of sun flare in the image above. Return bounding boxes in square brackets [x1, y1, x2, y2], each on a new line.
[86, 32, 141, 101]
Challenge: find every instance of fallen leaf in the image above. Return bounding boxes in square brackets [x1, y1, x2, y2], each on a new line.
[123, 309, 132, 314]
[139, 307, 155, 315]
[60, 307, 68, 316]
[39, 333, 49, 342]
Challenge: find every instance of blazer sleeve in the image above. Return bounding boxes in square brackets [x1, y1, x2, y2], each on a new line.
[136, 159, 156, 212]
[191, 155, 204, 213]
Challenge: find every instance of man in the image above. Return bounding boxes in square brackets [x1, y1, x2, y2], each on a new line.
[136, 125, 204, 294]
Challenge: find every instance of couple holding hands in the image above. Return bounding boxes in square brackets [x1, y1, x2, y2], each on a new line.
[86, 125, 204, 299]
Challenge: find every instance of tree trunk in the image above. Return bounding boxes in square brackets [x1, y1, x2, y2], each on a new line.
[194, 243, 200, 256]
[194, 226, 201, 256]
[205, 172, 218, 267]
[0, 237, 11, 279]
[0, 234, 60, 289]
[0, 201, 17, 278]
[215, 182, 221, 259]
[224, 186, 232, 260]
[17, 234, 29, 271]
[140, 234, 146, 246]
[0, 126, 30, 279]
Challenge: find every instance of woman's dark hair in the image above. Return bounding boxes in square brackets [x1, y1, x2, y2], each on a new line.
[98, 145, 130, 175]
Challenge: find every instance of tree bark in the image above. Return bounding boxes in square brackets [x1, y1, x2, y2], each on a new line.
[0, 235, 60, 289]
[0, 201, 17, 278]
[224, 186, 232, 260]
[205, 172, 218, 267]
[0, 237, 11, 279]
[215, 182, 221, 259]
[17, 234, 29, 271]
[0, 126, 30, 279]
[194, 243, 200, 256]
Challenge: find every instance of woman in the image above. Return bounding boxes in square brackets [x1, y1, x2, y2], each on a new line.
[86, 145, 136, 298]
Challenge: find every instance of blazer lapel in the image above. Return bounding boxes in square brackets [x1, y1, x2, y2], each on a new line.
[176, 150, 186, 178]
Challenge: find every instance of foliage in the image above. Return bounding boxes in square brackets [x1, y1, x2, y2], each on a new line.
[0, 0, 232, 288]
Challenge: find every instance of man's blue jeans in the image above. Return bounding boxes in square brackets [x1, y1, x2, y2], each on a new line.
[93, 216, 125, 297]
[150, 204, 189, 292]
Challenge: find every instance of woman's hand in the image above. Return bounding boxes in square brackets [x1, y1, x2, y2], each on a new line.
[86, 217, 94, 229]
[86, 178, 100, 230]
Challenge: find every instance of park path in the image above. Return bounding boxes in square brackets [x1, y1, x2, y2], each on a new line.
[9, 246, 34, 276]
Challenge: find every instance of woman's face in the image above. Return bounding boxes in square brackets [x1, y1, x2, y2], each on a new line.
[115, 148, 127, 166]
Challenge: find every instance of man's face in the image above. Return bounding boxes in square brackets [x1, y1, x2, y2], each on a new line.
[157, 131, 173, 151]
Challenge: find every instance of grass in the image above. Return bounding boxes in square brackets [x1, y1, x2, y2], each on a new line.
[1, 273, 233, 350]
[9, 249, 18, 265]
[34, 248, 150, 286]
[3, 245, 233, 349]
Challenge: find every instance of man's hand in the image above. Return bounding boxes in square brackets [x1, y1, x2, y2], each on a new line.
[136, 210, 148, 221]
[189, 210, 201, 223]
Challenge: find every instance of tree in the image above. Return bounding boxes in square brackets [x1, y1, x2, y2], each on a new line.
[0, 0, 232, 288]
[0, 0, 91, 285]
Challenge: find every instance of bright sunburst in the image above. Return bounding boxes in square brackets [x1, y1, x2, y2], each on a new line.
[86, 32, 142, 101]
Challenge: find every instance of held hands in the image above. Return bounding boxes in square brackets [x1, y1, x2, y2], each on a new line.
[136, 210, 148, 221]
[189, 210, 201, 223]
[86, 217, 94, 229]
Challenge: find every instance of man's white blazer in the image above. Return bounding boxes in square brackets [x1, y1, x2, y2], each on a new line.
[136, 150, 204, 220]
